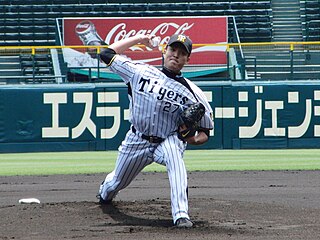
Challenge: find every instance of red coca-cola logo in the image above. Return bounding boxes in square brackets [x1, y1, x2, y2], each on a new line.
[75, 20, 93, 33]
[104, 22, 194, 46]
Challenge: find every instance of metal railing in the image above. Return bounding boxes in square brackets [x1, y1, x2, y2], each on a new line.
[0, 41, 319, 84]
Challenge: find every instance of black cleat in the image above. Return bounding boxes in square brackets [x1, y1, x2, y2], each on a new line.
[97, 194, 112, 205]
[175, 218, 193, 228]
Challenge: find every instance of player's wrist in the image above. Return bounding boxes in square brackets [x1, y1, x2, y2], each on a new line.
[136, 34, 146, 44]
[191, 131, 209, 145]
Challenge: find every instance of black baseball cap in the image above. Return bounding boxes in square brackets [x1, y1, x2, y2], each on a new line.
[167, 34, 192, 55]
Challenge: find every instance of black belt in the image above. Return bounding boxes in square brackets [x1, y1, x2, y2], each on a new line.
[131, 126, 164, 143]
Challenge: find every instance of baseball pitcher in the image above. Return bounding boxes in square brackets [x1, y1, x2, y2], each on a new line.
[97, 33, 214, 228]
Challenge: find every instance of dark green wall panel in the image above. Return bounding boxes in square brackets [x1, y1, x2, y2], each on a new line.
[0, 81, 320, 153]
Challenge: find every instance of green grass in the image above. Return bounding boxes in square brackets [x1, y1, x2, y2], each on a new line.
[0, 149, 320, 176]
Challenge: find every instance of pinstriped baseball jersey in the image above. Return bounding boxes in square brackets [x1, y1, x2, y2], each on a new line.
[110, 55, 214, 138]
[99, 51, 214, 225]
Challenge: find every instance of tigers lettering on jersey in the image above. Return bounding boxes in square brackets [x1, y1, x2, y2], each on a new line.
[138, 77, 189, 105]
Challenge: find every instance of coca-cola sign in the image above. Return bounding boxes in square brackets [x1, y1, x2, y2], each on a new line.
[63, 16, 228, 65]
[104, 22, 194, 46]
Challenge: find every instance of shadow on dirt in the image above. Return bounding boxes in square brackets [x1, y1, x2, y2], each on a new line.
[99, 201, 173, 228]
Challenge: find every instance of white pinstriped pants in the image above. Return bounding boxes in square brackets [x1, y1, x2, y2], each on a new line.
[100, 127, 189, 223]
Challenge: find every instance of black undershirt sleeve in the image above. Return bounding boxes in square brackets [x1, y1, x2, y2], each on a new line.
[100, 48, 117, 66]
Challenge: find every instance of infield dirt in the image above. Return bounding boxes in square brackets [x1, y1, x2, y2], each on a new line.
[1, 171, 320, 240]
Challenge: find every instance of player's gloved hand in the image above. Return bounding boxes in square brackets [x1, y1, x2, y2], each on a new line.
[178, 102, 205, 141]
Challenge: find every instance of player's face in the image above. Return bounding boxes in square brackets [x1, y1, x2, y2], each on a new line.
[163, 43, 190, 74]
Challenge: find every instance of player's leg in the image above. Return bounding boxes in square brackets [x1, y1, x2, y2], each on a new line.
[99, 129, 153, 202]
[154, 134, 190, 225]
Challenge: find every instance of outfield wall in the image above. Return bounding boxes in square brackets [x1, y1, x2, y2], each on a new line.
[1, 81, 320, 153]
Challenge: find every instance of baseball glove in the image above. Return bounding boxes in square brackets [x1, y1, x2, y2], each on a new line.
[178, 102, 205, 139]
